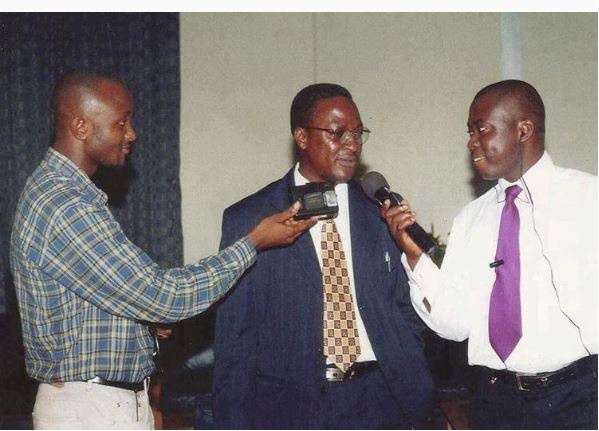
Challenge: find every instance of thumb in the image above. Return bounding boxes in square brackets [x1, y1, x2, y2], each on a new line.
[277, 201, 301, 222]
[380, 199, 391, 217]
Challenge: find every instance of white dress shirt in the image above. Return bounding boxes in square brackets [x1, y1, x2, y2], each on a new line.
[294, 164, 377, 362]
[402, 152, 597, 373]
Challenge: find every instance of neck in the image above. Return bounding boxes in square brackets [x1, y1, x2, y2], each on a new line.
[52, 141, 97, 177]
[298, 164, 328, 184]
[505, 143, 544, 183]
[520, 148, 544, 179]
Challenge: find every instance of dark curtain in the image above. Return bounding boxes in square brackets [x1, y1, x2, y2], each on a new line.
[0, 12, 182, 421]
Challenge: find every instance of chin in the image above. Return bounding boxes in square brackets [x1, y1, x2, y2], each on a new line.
[473, 164, 494, 181]
[478, 171, 499, 182]
[329, 175, 353, 184]
[333, 169, 356, 183]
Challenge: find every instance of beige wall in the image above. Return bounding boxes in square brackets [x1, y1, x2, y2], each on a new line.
[520, 13, 598, 172]
[180, 12, 597, 263]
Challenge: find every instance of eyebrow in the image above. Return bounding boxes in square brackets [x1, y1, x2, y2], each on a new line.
[467, 118, 483, 126]
[335, 122, 364, 129]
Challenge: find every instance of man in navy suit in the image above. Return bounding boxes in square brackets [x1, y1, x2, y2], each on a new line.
[213, 83, 434, 429]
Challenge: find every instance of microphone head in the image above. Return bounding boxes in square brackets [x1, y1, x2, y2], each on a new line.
[361, 171, 389, 200]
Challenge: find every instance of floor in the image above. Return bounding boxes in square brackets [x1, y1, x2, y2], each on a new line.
[0, 404, 468, 430]
[440, 399, 470, 429]
[161, 411, 195, 430]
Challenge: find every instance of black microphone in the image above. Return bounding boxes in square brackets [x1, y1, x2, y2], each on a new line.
[361, 171, 437, 255]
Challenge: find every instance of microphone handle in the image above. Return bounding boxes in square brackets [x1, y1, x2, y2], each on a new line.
[405, 221, 437, 256]
[374, 188, 437, 256]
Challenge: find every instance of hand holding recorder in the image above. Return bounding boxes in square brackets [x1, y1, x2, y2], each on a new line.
[246, 202, 316, 250]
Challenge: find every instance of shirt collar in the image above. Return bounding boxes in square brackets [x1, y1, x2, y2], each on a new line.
[496, 151, 554, 205]
[292, 162, 349, 205]
[45, 148, 107, 204]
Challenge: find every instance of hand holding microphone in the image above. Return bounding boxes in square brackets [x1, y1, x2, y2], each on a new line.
[361, 171, 436, 268]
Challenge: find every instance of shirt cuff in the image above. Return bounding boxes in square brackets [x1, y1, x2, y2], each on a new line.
[401, 252, 441, 307]
[233, 237, 258, 269]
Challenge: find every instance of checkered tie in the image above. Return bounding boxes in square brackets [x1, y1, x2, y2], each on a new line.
[321, 219, 361, 372]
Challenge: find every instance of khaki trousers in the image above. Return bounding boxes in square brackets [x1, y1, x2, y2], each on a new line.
[33, 380, 154, 430]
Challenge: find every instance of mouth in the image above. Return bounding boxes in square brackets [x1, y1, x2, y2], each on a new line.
[472, 155, 486, 163]
[336, 155, 358, 168]
[121, 145, 132, 155]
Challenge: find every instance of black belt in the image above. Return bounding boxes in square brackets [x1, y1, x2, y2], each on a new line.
[326, 361, 379, 382]
[87, 376, 146, 392]
[485, 355, 597, 391]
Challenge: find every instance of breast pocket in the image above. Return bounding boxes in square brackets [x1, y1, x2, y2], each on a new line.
[255, 371, 286, 398]
[378, 250, 401, 274]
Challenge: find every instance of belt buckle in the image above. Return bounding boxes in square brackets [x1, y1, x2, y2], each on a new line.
[514, 373, 530, 391]
[347, 368, 357, 380]
[88, 376, 105, 385]
[326, 366, 345, 382]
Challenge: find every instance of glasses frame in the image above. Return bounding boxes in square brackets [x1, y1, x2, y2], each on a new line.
[304, 126, 371, 145]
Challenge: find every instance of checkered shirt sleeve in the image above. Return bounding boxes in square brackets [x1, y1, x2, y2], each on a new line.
[10, 149, 256, 382]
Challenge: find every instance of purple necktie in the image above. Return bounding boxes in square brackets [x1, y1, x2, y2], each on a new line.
[489, 185, 523, 362]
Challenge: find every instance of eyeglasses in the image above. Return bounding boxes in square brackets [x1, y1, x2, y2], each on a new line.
[304, 126, 371, 145]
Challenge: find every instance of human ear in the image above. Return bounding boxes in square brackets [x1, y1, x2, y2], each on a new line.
[70, 118, 88, 141]
[294, 127, 308, 150]
[518, 120, 534, 143]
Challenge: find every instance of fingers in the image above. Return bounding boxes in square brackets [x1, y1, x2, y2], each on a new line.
[397, 203, 416, 223]
[251, 205, 317, 250]
[277, 201, 301, 222]
[303, 217, 318, 230]
[397, 199, 414, 217]
[285, 216, 316, 239]
[391, 212, 416, 233]
[380, 200, 416, 221]
[155, 328, 172, 339]
[380, 200, 418, 240]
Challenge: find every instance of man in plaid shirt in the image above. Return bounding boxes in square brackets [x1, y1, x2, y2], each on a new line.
[10, 70, 314, 429]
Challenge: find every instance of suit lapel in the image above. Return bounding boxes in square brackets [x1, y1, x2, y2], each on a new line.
[348, 180, 381, 299]
[271, 170, 322, 293]
[292, 230, 322, 293]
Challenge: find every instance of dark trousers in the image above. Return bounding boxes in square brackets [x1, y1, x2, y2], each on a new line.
[322, 368, 410, 429]
[469, 356, 598, 429]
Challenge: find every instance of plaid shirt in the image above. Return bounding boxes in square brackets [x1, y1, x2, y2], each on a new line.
[10, 148, 256, 384]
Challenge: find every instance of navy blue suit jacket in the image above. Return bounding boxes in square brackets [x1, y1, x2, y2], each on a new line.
[213, 170, 434, 429]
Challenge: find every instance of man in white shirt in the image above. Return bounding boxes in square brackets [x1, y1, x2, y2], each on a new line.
[381, 79, 597, 429]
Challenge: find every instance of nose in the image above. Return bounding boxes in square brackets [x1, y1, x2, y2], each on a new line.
[342, 133, 361, 152]
[467, 133, 478, 152]
[126, 123, 137, 143]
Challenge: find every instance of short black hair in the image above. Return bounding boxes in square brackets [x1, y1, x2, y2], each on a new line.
[290, 83, 352, 134]
[474, 79, 545, 136]
[52, 69, 125, 116]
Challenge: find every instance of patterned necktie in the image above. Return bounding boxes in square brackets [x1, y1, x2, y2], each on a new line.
[489, 185, 523, 362]
[321, 219, 361, 372]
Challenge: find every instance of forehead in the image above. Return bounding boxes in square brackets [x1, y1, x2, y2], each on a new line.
[468, 93, 513, 124]
[94, 80, 132, 112]
[311, 96, 360, 124]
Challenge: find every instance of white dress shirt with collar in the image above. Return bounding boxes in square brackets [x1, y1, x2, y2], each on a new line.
[294, 163, 377, 362]
[402, 152, 597, 373]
